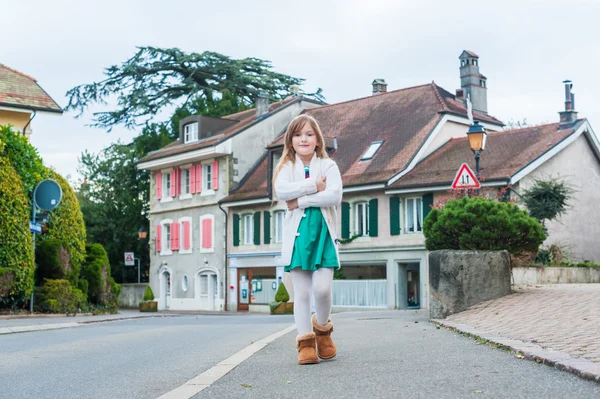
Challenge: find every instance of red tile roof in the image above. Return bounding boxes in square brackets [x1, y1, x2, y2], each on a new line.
[389, 122, 580, 189]
[139, 96, 305, 163]
[0, 63, 62, 113]
[222, 82, 504, 202]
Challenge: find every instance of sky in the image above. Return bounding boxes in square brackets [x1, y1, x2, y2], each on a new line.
[3, 0, 599, 182]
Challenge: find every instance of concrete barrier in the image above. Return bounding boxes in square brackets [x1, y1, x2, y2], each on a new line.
[119, 283, 148, 308]
[429, 250, 511, 319]
[512, 266, 600, 284]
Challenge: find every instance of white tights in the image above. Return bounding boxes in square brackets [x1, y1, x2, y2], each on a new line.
[290, 268, 334, 335]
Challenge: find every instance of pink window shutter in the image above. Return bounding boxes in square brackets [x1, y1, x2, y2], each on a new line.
[183, 221, 191, 249]
[212, 160, 219, 190]
[202, 219, 212, 249]
[190, 166, 196, 194]
[170, 222, 175, 250]
[156, 173, 162, 200]
[156, 225, 162, 252]
[177, 168, 182, 196]
[170, 170, 175, 197]
[175, 222, 181, 250]
[199, 165, 204, 192]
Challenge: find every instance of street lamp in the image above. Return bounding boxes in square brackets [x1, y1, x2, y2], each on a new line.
[138, 226, 147, 240]
[466, 121, 487, 178]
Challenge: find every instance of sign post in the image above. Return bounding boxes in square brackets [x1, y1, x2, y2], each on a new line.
[451, 163, 481, 190]
[124, 252, 140, 283]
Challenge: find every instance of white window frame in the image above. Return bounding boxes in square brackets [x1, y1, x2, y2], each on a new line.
[405, 197, 423, 234]
[201, 160, 215, 196]
[354, 202, 369, 237]
[199, 214, 215, 253]
[160, 219, 173, 256]
[160, 168, 173, 203]
[274, 210, 285, 243]
[243, 214, 253, 245]
[360, 141, 383, 161]
[184, 122, 199, 143]
[182, 275, 189, 292]
[179, 166, 192, 199]
[178, 216, 193, 254]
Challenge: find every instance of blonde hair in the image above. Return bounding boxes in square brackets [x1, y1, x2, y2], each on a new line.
[272, 114, 329, 192]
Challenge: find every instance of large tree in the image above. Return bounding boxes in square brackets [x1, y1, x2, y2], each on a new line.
[65, 46, 323, 131]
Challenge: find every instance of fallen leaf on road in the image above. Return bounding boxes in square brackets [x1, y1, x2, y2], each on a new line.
[241, 384, 252, 388]
[515, 353, 525, 359]
[285, 381, 292, 384]
[473, 390, 483, 394]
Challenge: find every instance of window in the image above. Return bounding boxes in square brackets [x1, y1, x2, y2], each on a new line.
[184, 123, 199, 143]
[360, 141, 383, 161]
[461, 59, 466, 67]
[480, 80, 486, 87]
[244, 214, 253, 245]
[473, 59, 478, 66]
[159, 219, 174, 255]
[182, 275, 189, 292]
[165, 224, 171, 246]
[354, 202, 369, 236]
[182, 168, 190, 195]
[204, 163, 212, 191]
[165, 173, 171, 195]
[274, 211, 284, 243]
[406, 198, 423, 233]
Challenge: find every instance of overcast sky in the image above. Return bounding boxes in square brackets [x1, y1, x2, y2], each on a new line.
[3, 0, 599, 182]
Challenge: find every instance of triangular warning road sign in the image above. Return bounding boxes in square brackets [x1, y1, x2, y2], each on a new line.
[125, 253, 134, 262]
[451, 163, 480, 189]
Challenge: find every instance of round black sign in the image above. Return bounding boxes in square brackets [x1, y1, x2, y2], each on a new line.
[33, 179, 62, 211]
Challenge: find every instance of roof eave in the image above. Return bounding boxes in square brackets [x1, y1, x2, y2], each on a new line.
[0, 102, 63, 114]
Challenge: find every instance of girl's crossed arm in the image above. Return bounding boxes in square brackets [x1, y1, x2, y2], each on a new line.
[274, 162, 318, 201]
[296, 162, 342, 208]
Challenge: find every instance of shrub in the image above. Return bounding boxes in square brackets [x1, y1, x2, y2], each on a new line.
[40, 169, 86, 284]
[34, 279, 86, 314]
[35, 239, 74, 284]
[274, 282, 290, 303]
[143, 286, 155, 301]
[81, 243, 119, 306]
[0, 156, 34, 307]
[424, 196, 546, 255]
[0, 125, 46, 196]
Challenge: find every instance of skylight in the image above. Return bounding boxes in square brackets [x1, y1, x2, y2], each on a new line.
[361, 141, 383, 161]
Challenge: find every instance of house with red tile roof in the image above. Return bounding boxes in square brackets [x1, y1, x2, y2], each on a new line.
[0, 63, 63, 140]
[137, 94, 322, 311]
[220, 52, 600, 312]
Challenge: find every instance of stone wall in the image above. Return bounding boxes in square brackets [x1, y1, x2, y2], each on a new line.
[512, 267, 600, 284]
[119, 283, 148, 308]
[429, 250, 511, 319]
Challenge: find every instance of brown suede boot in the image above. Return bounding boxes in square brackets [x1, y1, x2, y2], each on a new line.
[296, 333, 319, 365]
[312, 314, 337, 359]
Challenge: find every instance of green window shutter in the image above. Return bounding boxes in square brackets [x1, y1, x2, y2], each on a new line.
[263, 211, 271, 244]
[341, 202, 350, 239]
[368, 199, 378, 237]
[422, 193, 434, 220]
[389, 197, 400, 235]
[233, 214, 240, 247]
[253, 211, 261, 245]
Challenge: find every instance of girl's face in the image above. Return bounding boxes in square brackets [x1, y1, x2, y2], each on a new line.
[291, 123, 318, 158]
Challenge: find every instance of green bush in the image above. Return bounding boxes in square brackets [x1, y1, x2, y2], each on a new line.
[274, 282, 290, 303]
[34, 279, 86, 314]
[143, 286, 155, 301]
[0, 125, 46, 196]
[424, 197, 546, 255]
[0, 156, 34, 307]
[40, 169, 86, 284]
[81, 243, 119, 306]
[559, 261, 600, 268]
[35, 238, 73, 284]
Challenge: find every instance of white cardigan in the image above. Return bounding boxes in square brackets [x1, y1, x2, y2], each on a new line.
[274, 153, 343, 267]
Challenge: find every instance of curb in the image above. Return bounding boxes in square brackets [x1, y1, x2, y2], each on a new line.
[431, 319, 600, 384]
[0, 314, 181, 336]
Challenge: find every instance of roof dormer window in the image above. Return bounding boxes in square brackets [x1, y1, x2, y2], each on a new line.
[360, 141, 383, 161]
[184, 122, 199, 143]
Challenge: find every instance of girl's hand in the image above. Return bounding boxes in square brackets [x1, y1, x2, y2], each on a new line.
[316, 176, 327, 192]
[286, 198, 299, 210]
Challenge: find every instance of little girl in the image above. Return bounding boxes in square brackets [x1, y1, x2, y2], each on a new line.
[273, 114, 343, 365]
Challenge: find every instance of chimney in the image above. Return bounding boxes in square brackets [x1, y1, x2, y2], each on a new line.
[559, 80, 578, 127]
[372, 79, 387, 95]
[458, 50, 488, 114]
[256, 91, 268, 119]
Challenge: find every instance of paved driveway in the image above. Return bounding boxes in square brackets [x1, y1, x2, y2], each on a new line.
[443, 284, 600, 363]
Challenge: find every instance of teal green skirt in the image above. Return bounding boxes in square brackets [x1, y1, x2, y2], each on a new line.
[285, 207, 339, 272]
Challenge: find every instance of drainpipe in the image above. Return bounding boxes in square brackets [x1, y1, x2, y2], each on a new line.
[23, 109, 37, 137]
[218, 202, 228, 311]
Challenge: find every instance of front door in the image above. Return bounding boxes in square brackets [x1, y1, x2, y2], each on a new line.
[162, 271, 171, 310]
[238, 269, 252, 311]
[198, 271, 218, 310]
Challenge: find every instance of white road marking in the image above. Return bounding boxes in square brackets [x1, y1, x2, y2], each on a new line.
[157, 324, 296, 399]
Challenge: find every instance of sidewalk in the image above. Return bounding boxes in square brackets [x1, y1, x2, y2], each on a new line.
[433, 284, 600, 382]
[185, 310, 599, 398]
[0, 309, 181, 335]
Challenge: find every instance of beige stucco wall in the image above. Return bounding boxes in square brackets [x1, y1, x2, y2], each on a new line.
[517, 134, 600, 262]
[421, 120, 503, 160]
[0, 109, 32, 134]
